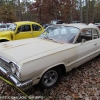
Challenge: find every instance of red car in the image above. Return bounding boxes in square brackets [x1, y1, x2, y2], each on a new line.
[95, 23, 100, 30]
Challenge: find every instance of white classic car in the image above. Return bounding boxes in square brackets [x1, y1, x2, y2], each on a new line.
[0, 24, 100, 90]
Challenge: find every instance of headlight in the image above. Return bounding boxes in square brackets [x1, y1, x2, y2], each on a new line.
[15, 67, 20, 77]
[10, 63, 16, 73]
[10, 62, 20, 78]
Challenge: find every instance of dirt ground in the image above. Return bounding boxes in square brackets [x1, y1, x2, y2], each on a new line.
[0, 58, 100, 100]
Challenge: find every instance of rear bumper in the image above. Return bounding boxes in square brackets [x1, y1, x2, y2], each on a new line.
[0, 66, 33, 91]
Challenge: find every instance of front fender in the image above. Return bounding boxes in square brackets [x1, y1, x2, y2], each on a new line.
[39, 62, 66, 78]
[0, 37, 11, 41]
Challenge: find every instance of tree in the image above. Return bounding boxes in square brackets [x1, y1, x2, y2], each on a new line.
[82, 0, 98, 23]
[20, 0, 32, 21]
[0, 1, 17, 23]
[29, 0, 75, 23]
[94, 0, 100, 22]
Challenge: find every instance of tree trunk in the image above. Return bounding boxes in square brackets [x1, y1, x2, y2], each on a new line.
[85, 0, 89, 24]
[80, 0, 83, 22]
[18, 0, 22, 21]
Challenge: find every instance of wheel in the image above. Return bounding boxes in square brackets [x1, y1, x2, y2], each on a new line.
[39, 67, 62, 89]
[0, 40, 8, 42]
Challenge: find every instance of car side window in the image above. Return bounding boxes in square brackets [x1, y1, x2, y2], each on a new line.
[93, 29, 99, 39]
[32, 24, 42, 31]
[18, 25, 31, 32]
[76, 29, 92, 43]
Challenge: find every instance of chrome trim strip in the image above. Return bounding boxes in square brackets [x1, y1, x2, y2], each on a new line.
[0, 56, 21, 80]
[0, 56, 20, 69]
[0, 56, 9, 63]
[0, 66, 33, 90]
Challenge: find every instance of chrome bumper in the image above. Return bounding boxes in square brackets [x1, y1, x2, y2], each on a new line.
[0, 66, 33, 91]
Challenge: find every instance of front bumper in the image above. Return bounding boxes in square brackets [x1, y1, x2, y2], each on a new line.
[0, 66, 33, 91]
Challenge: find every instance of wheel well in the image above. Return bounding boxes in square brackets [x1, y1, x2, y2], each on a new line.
[55, 64, 66, 75]
[39, 64, 66, 80]
[0, 39, 9, 42]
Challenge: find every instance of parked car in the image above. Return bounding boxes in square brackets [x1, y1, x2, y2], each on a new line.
[0, 23, 8, 31]
[71, 20, 80, 23]
[6, 23, 12, 28]
[94, 23, 100, 30]
[41, 20, 63, 29]
[42, 24, 49, 28]
[0, 24, 100, 90]
[0, 21, 44, 42]
[0, 23, 12, 31]
[50, 20, 63, 24]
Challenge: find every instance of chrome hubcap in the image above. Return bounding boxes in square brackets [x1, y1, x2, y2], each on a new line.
[42, 70, 58, 87]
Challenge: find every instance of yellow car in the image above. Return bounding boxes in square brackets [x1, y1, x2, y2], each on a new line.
[0, 21, 44, 42]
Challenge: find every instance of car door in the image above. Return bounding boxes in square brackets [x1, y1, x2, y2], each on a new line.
[75, 28, 98, 67]
[31, 24, 43, 37]
[15, 24, 33, 40]
[92, 28, 100, 55]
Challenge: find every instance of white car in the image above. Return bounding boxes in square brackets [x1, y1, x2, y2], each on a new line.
[6, 23, 12, 28]
[0, 23, 12, 31]
[0, 24, 100, 90]
[0, 23, 8, 31]
[94, 23, 100, 30]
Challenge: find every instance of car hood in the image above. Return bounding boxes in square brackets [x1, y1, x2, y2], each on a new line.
[0, 38, 75, 65]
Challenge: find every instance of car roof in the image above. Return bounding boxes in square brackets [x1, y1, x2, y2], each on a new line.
[14, 21, 40, 26]
[53, 23, 98, 30]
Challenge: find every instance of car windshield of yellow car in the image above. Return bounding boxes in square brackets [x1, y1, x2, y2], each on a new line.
[7, 23, 16, 31]
[39, 25, 80, 43]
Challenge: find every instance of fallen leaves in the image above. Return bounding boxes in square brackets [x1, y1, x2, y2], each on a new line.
[0, 58, 100, 100]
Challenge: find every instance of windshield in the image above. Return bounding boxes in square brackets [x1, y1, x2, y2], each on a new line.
[39, 25, 80, 43]
[7, 23, 17, 31]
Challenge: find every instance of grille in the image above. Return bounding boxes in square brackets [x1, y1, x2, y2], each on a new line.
[0, 58, 11, 71]
[0, 58, 5, 66]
